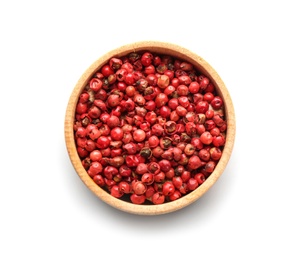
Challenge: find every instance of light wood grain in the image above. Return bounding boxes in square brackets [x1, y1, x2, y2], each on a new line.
[64, 41, 236, 215]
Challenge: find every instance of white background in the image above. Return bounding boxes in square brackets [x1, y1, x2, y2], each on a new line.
[1, 0, 305, 259]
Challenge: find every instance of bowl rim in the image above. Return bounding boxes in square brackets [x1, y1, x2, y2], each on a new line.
[64, 40, 236, 215]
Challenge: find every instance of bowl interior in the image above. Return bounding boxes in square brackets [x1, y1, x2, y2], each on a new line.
[65, 41, 235, 215]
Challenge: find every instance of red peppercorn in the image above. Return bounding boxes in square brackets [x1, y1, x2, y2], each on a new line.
[203, 92, 214, 103]
[152, 192, 165, 205]
[107, 94, 121, 108]
[157, 75, 170, 89]
[159, 105, 171, 118]
[172, 147, 182, 161]
[205, 109, 214, 119]
[169, 190, 182, 201]
[101, 148, 111, 157]
[144, 101, 156, 111]
[123, 143, 137, 155]
[195, 101, 209, 113]
[106, 156, 125, 168]
[196, 124, 206, 135]
[164, 85, 176, 96]
[77, 147, 88, 158]
[130, 194, 146, 205]
[187, 155, 202, 170]
[210, 127, 220, 136]
[132, 181, 147, 195]
[104, 179, 116, 188]
[93, 174, 105, 186]
[125, 155, 139, 168]
[151, 123, 164, 136]
[118, 181, 131, 193]
[88, 161, 103, 177]
[145, 185, 155, 198]
[211, 96, 224, 109]
[205, 119, 216, 131]
[154, 172, 165, 183]
[96, 136, 110, 149]
[110, 140, 123, 149]
[89, 78, 103, 91]
[187, 178, 199, 191]
[160, 137, 172, 149]
[162, 182, 175, 196]
[178, 154, 188, 165]
[159, 159, 172, 172]
[212, 135, 226, 147]
[146, 74, 158, 86]
[210, 147, 222, 160]
[133, 93, 146, 106]
[205, 160, 216, 173]
[85, 139, 96, 152]
[188, 81, 200, 94]
[101, 64, 114, 77]
[110, 148, 123, 158]
[104, 166, 119, 178]
[194, 173, 205, 185]
[122, 62, 134, 72]
[133, 129, 146, 142]
[199, 76, 210, 90]
[110, 185, 123, 198]
[119, 165, 132, 177]
[110, 127, 124, 141]
[178, 75, 191, 85]
[106, 115, 120, 128]
[148, 135, 159, 148]
[79, 92, 89, 103]
[200, 131, 213, 145]
[178, 96, 190, 108]
[89, 150, 102, 162]
[141, 52, 153, 66]
[99, 124, 110, 136]
[152, 146, 164, 158]
[180, 62, 193, 71]
[75, 126, 87, 138]
[164, 121, 177, 135]
[76, 102, 88, 114]
[135, 163, 148, 175]
[109, 57, 122, 70]
[181, 170, 191, 182]
[205, 83, 215, 93]
[141, 173, 154, 185]
[184, 143, 195, 156]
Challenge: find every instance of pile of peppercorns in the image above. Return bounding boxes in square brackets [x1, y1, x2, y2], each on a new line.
[73, 51, 227, 205]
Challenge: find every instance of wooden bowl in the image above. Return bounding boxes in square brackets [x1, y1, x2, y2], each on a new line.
[65, 41, 236, 215]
